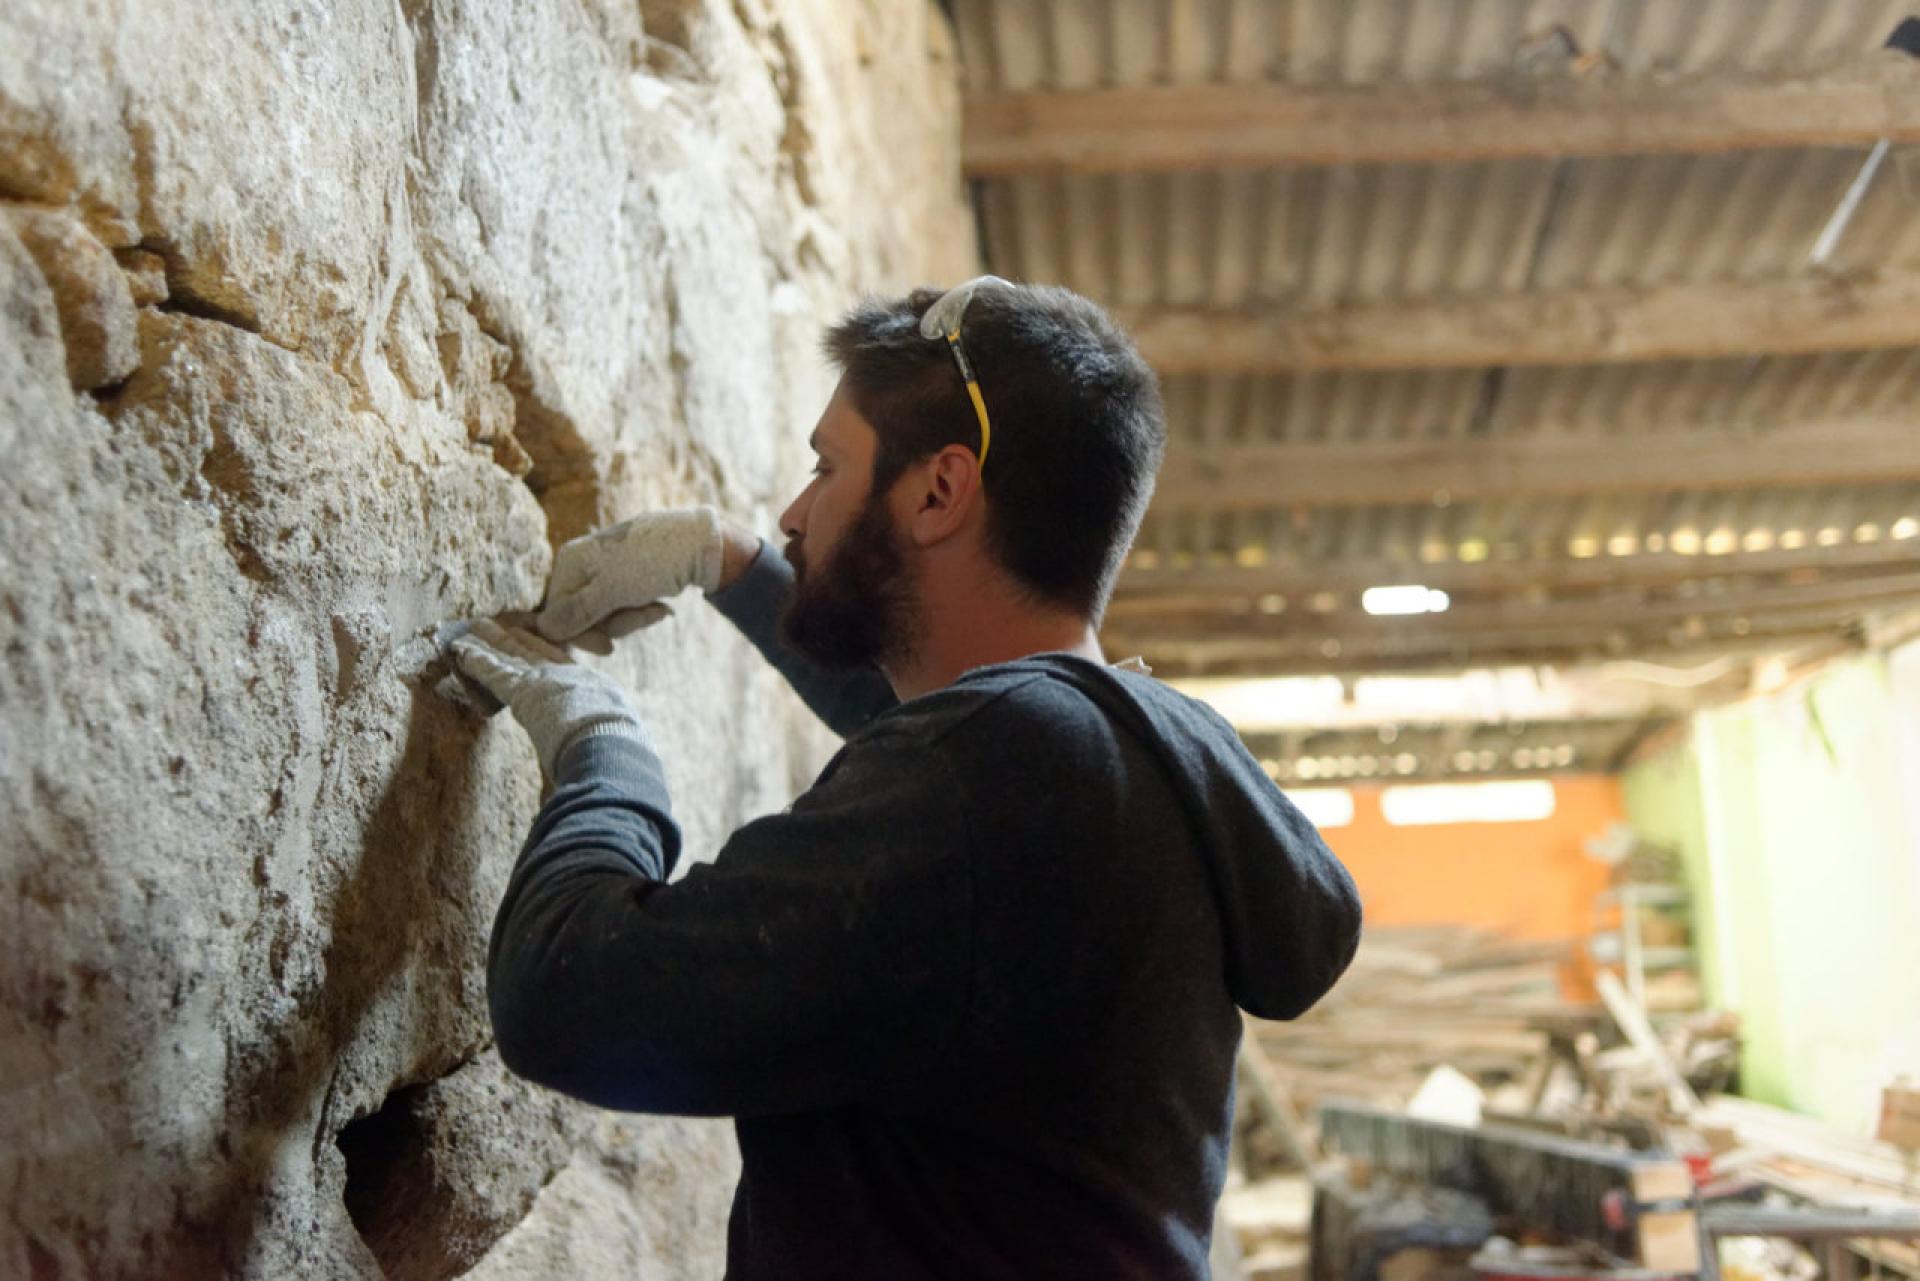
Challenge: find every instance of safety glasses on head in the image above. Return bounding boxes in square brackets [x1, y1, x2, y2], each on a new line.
[919, 276, 1012, 470]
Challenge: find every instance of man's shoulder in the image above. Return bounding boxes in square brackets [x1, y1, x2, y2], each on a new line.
[853, 669, 1042, 747]
[857, 660, 1131, 757]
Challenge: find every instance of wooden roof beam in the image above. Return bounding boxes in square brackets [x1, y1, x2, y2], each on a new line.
[1113, 538, 1920, 604]
[1149, 416, 1920, 510]
[964, 61, 1920, 175]
[1107, 569, 1920, 644]
[1119, 629, 1864, 679]
[1117, 274, 1920, 374]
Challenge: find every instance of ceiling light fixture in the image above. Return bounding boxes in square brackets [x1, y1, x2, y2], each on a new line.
[1362, 585, 1451, 616]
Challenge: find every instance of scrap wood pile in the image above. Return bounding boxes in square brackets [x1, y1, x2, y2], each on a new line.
[1243, 925, 1576, 1127]
[1233, 924, 1744, 1168]
[1694, 1091, 1920, 1275]
[1221, 925, 1920, 1281]
[1224, 925, 1594, 1279]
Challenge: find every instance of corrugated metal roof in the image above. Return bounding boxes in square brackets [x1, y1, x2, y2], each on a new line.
[956, 0, 1918, 93]
[1152, 347, 1920, 450]
[978, 148, 1920, 305]
[952, 0, 1920, 695]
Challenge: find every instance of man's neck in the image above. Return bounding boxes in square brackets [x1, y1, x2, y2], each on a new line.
[883, 585, 1104, 703]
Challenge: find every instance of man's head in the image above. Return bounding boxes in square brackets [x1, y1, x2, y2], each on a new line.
[777, 281, 1165, 670]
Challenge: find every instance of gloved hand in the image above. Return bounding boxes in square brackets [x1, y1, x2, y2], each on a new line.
[536, 506, 727, 648]
[446, 619, 651, 775]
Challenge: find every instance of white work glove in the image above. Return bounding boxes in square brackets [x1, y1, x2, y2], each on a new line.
[536, 506, 727, 648]
[446, 619, 650, 776]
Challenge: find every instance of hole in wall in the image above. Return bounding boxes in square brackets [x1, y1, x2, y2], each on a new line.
[337, 1082, 438, 1279]
[332, 1057, 558, 1281]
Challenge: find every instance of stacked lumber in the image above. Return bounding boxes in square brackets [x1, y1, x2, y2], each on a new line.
[1699, 1094, 1920, 1204]
[1248, 925, 1580, 1119]
[1218, 1174, 1312, 1281]
[1231, 928, 1920, 1279]
[1685, 1094, 1920, 1277]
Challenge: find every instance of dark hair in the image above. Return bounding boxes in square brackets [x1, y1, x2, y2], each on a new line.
[822, 282, 1165, 624]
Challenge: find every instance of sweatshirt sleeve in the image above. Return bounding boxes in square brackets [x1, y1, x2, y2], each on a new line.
[704, 539, 899, 738]
[485, 727, 971, 1118]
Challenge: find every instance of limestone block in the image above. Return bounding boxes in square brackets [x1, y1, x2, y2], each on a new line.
[3, 204, 138, 390]
[113, 246, 169, 306]
[465, 1113, 741, 1281]
[0, 1, 137, 213]
[3, 1, 414, 364]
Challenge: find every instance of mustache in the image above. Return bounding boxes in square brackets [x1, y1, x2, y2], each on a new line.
[782, 539, 805, 575]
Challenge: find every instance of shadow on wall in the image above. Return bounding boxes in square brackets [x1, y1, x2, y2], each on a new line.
[145, 686, 564, 1280]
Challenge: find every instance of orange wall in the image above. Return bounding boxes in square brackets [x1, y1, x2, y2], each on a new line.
[1321, 775, 1624, 943]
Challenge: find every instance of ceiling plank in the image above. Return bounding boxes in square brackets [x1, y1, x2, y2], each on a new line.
[1150, 417, 1920, 509]
[1236, 717, 1663, 777]
[1114, 274, 1920, 373]
[964, 62, 1920, 175]
[1121, 630, 1862, 679]
[1108, 569, 1920, 644]
[1170, 670, 1714, 728]
[1113, 538, 1920, 605]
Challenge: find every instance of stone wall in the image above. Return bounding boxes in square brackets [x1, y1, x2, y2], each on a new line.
[0, 1, 974, 1275]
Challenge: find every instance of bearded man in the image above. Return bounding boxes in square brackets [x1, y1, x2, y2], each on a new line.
[444, 279, 1362, 1280]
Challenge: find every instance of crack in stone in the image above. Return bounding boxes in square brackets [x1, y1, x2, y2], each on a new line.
[454, 296, 603, 548]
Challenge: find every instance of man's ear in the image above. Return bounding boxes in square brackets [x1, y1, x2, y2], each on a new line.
[902, 444, 983, 548]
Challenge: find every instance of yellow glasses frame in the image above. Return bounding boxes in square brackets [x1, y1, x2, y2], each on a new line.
[919, 276, 1011, 469]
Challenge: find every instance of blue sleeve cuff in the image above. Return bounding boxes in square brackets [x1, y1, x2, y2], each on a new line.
[707, 538, 790, 631]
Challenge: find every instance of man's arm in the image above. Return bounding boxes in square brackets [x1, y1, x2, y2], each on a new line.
[706, 536, 899, 738]
[485, 727, 969, 1117]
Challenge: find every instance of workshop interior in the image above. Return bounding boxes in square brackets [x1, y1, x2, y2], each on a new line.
[4, 2, 1920, 1278]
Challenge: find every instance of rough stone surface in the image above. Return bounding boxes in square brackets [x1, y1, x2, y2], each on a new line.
[3, 204, 139, 390]
[0, 0, 974, 1275]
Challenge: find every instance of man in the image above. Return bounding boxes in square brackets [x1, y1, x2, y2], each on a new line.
[445, 279, 1362, 1280]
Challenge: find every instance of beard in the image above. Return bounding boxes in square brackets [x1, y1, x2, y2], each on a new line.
[779, 489, 922, 672]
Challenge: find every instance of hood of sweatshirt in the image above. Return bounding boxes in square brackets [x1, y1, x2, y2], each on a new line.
[984, 653, 1363, 1021]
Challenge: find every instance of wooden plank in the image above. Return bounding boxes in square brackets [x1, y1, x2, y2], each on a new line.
[1633, 1162, 1698, 1202]
[1639, 1210, 1705, 1274]
[1114, 626, 1868, 680]
[1149, 419, 1920, 511]
[1703, 1096, 1920, 1187]
[1126, 629, 1864, 679]
[1878, 1083, 1920, 1152]
[1239, 1027, 1316, 1170]
[1596, 971, 1701, 1116]
[1116, 275, 1920, 374]
[964, 61, 1920, 175]
[1109, 571, 1920, 644]
[1114, 539, 1920, 605]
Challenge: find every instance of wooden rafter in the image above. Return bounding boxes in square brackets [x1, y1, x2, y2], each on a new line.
[964, 61, 1920, 175]
[1114, 274, 1920, 373]
[1108, 569, 1920, 645]
[1149, 417, 1920, 510]
[1237, 717, 1662, 780]
[1113, 538, 1920, 605]
[1123, 628, 1863, 679]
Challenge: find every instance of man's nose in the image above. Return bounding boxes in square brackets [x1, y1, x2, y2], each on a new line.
[778, 488, 807, 541]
